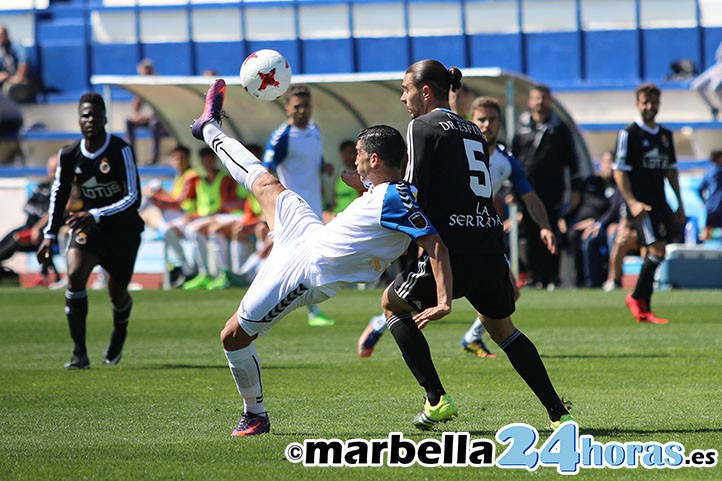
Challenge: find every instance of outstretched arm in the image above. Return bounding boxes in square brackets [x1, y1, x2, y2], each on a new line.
[413, 233, 452, 329]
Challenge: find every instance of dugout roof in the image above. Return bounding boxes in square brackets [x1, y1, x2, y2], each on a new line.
[91, 69, 592, 176]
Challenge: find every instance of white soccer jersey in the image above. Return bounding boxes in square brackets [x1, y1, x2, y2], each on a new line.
[308, 181, 435, 285]
[237, 182, 437, 337]
[263, 122, 324, 215]
[489, 145, 533, 195]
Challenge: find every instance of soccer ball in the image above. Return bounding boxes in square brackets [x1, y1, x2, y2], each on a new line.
[240, 49, 292, 101]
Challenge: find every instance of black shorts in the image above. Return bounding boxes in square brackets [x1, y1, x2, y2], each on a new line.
[69, 223, 143, 286]
[632, 208, 675, 246]
[391, 252, 516, 320]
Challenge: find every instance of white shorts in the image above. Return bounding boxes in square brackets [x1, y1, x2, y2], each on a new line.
[236, 190, 333, 337]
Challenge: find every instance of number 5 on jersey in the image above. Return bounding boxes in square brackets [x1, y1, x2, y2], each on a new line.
[464, 138, 492, 198]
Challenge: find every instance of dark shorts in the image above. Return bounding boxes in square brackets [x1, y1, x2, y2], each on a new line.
[391, 252, 516, 320]
[69, 223, 142, 286]
[632, 208, 675, 246]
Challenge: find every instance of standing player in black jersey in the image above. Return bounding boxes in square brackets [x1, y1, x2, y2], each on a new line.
[383, 59, 572, 429]
[36, 92, 144, 369]
[613, 83, 685, 324]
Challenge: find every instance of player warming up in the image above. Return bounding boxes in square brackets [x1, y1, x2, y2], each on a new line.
[190, 79, 454, 436]
[37, 93, 144, 369]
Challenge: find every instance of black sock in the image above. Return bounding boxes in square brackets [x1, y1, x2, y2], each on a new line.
[108, 296, 132, 357]
[386, 314, 445, 405]
[632, 254, 662, 305]
[500, 329, 568, 421]
[65, 290, 88, 357]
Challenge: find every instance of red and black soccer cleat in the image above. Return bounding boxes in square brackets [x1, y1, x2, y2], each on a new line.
[231, 412, 271, 437]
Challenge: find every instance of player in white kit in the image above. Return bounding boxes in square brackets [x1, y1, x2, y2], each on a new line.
[191, 79, 453, 436]
[263, 84, 336, 326]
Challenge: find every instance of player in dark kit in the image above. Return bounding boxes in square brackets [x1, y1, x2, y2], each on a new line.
[37, 92, 144, 369]
[381, 59, 572, 429]
[613, 83, 685, 324]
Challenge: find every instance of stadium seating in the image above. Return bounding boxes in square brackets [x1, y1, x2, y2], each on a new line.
[0, 0, 718, 101]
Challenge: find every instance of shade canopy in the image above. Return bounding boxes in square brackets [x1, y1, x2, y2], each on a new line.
[92, 69, 591, 176]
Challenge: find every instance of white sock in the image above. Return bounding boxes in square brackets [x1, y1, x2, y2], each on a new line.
[193, 232, 209, 276]
[308, 304, 321, 318]
[212, 234, 230, 273]
[463, 317, 486, 344]
[225, 344, 266, 415]
[164, 228, 193, 276]
[370, 313, 387, 332]
[202, 122, 267, 192]
[239, 252, 263, 281]
[231, 238, 252, 275]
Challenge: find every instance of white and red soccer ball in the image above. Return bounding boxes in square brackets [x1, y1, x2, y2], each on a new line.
[240, 49, 292, 101]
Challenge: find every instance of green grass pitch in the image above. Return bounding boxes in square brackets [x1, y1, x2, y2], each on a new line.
[1, 287, 720, 480]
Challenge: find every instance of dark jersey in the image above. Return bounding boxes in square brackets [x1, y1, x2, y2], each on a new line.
[23, 180, 52, 225]
[512, 111, 582, 200]
[44, 134, 143, 239]
[613, 120, 677, 209]
[404, 108, 504, 255]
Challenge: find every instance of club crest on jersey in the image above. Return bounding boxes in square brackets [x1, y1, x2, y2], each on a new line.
[99, 159, 111, 174]
[369, 258, 387, 273]
[409, 212, 428, 229]
[74, 232, 88, 245]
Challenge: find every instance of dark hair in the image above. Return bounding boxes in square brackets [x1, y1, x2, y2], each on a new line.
[405, 60, 462, 100]
[199, 147, 215, 158]
[636, 83, 661, 100]
[530, 84, 551, 97]
[470, 96, 502, 117]
[285, 84, 311, 103]
[357, 125, 405, 170]
[78, 92, 106, 113]
[171, 144, 190, 157]
[339, 140, 356, 151]
[711, 150, 722, 162]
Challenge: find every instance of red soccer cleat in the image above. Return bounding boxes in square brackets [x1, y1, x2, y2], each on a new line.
[191, 78, 226, 140]
[640, 311, 669, 325]
[231, 412, 270, 437]
[625, 292, 647, 322]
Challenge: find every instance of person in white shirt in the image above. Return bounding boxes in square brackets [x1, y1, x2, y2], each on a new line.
[691, 41, 722, 119]
[190, 78, 453, 437]
[263, 84, 336, 326]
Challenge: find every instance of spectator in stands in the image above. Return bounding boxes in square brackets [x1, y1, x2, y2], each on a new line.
[697, 150, 722, 240]
[0, 155, 59, 285]
[263, 84, 336, 327]
[561, 151, 615, 287]
[325, 140, 362, 219]
[691, 42, 722, 120]
[0, 26, 35, 103]
[126, 59, 166, 164]
[142, 145, 199, 287]
[613, 83, 685, 324]
[0, 92, 23, 165]
[512, 84, 582, 289]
